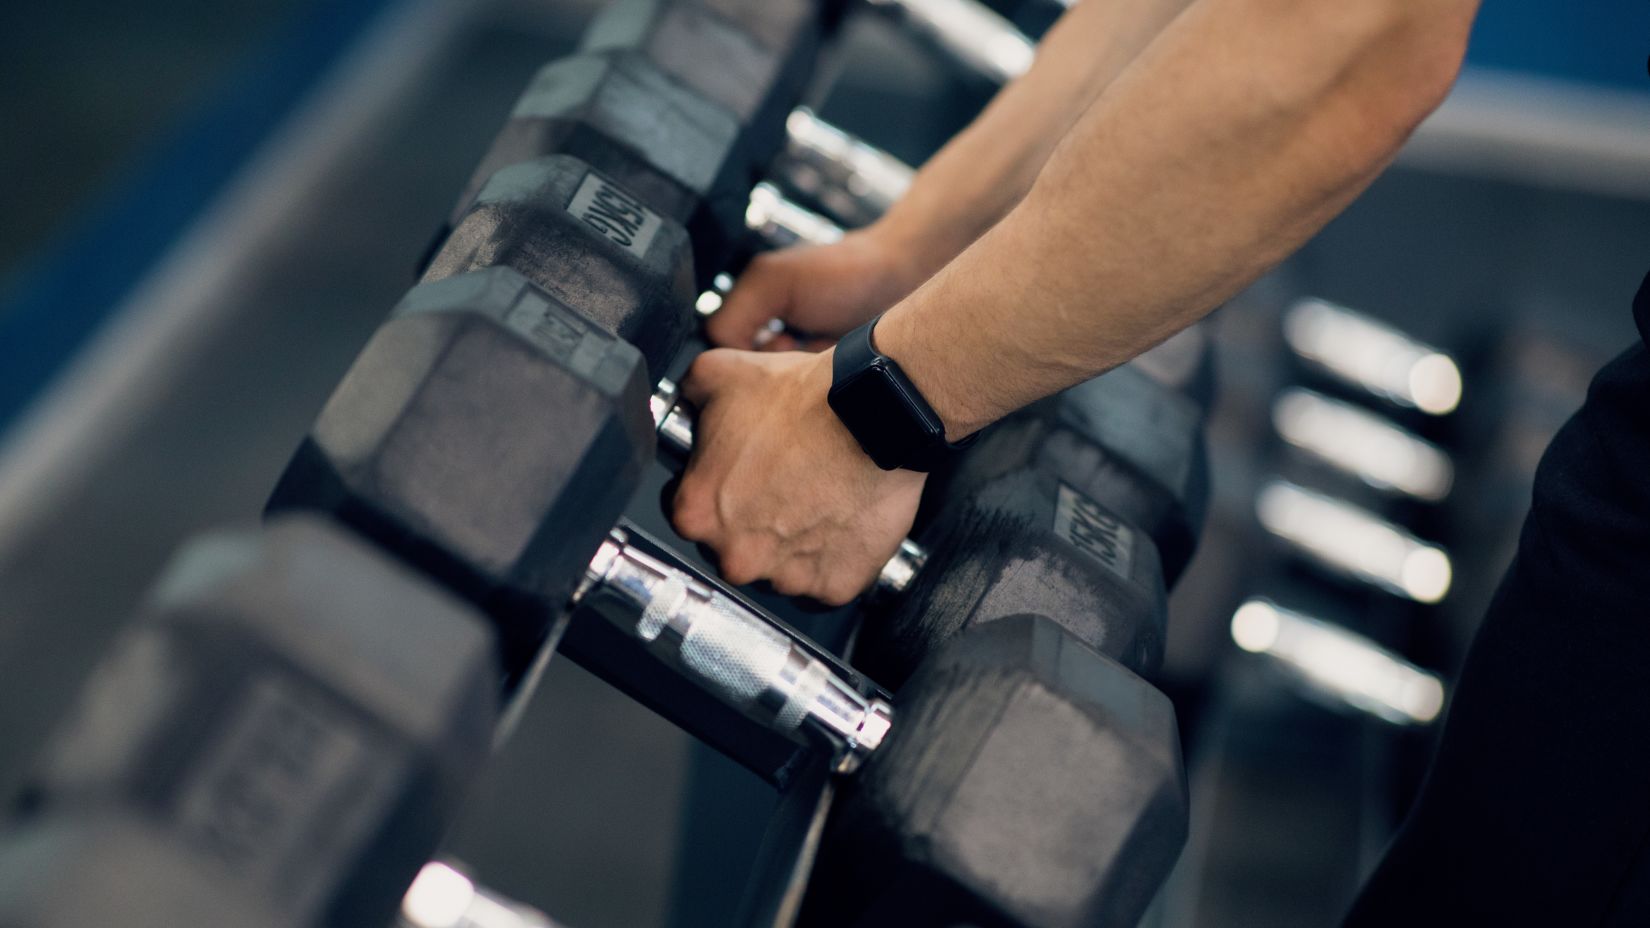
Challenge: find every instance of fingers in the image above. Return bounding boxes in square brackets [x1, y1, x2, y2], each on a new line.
[705, 252, 794, 349]
[678, 348, 737, 408]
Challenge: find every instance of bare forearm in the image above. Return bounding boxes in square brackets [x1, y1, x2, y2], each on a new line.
[875, 0, 1196, 280]
[878, 0, 1477, 438]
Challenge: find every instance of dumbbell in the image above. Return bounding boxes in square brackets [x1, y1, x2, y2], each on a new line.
[268, 267, 1167, 771]
[416, 562, 1185, 928]
[437, 0, 826, 286]
[916, 362, 1209, 592]
[0, 518, 498, 928]
[435, 0, 1020, 290]
[417, 50, 1186, 663]
[395, 621, 1186, 928]
[269, 267, 890, 782]
[427, 88, 1166, 630]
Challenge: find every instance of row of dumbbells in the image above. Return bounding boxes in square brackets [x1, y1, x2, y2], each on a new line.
[1233, 297, 1459, 727]
[0, 1, 1214, 926]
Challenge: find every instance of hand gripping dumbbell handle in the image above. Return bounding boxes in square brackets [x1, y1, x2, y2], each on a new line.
[863, 0, 1035, 86]
[649, 380, 928, 596]
[580, 528, 894, 773]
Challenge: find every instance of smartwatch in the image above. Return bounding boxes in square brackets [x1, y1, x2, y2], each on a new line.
[827, 317, 974, 471]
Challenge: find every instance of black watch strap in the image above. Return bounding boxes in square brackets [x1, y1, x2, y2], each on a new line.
[828, 317, 974, 471]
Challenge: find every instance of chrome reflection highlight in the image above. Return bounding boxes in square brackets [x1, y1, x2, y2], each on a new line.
[1231, 599, 1445, 725]
[1283, 298, 1463, 415]
[1256, 480, 1452, 603]
[865, 0, 1035, 85]
[746, 182, 844, 249]
[1273, 388, 1454, 501]
[776, 108, 915, 226]
[401, 861, 562, 928]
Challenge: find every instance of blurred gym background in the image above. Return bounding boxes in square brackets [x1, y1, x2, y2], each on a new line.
[1, 1, 1646, 925]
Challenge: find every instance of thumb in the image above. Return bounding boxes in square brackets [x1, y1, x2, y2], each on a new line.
[705, 253, 795, 349]
[679, 348, 743, 408]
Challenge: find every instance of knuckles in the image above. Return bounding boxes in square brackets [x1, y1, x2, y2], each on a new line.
[669, 482, 719, 542]
[716, 537, 772, 586]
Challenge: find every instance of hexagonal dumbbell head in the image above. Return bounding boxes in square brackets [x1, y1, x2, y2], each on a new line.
[430, 152, 696, 382]
[580, 0, 822, 177]
[1129, 324, 1216, 415]
[267, 268, 654, 687]
[2, 518, 497, 928]
[859, 467, 1168, 693]
[936, 363, 1209, 587]
[448, 54, 747, 291]
[803, 615, 1188, 928]
[0, 817, 288, 928]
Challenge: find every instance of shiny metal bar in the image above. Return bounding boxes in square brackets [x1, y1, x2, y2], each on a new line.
[746, 182, 845, 250]
[1255, 480, 1453, 603]
[773, 108, 916, 227]
[1231, 598, 1446, 726]
[581, 529, 893, 773]
[863, 0, 1036, 86]
[1272, 388, 1455, 502]
[1282, 298, 1463, 415]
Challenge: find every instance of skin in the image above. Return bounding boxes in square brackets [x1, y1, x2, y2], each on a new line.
[677, 0, 1482, 605]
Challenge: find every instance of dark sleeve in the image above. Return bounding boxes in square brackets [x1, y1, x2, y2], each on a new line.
[1345, 273, 1650, 927]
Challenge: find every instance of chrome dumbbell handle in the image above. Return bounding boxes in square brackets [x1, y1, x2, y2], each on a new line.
[863, 0, 1035, 86]
[582, 529, 893, 773]
[745, 182, 845, 249]
[774, 109, 916, 228]
[649, 380, 928, 597]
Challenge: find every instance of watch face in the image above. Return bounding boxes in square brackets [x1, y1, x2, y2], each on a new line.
[831, 361, 906, 432]
[830, 360, 942, 470]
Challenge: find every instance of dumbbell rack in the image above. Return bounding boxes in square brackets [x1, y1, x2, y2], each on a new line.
[0, 1, 1214, 924]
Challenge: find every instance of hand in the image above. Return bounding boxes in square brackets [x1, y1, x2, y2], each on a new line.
[670, 348, 926, 605]
[705, 226, 925, 352]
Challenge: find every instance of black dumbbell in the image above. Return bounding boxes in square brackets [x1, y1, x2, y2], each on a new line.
[389, 624, 1186, 928]
[439, 0, 824, 292]
[0, 517, 498, 928]
[425, 153, 696, 384]
[408, 583, 1187, 928]
[268, 267, 872, 781]
[580, 0, 823, 190]
[440, 51, 749, 291]
[922, 362, 1209, 591]
[268, 268, 1165, 776]
[442, 0, 1015, 289]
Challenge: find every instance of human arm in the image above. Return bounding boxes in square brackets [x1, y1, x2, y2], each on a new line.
[678, 0, 1480, 603]
[707, 0, 1198, 349]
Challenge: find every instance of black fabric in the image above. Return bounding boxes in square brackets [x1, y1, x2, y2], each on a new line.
[1346, 272, 1650, 926]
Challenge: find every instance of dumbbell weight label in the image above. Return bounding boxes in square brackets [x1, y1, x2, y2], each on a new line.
[567, 172, 662, 259]
[500, 285, 620, 375]
[173, 675, 388, 904]
[1053, 482, 1136, 580]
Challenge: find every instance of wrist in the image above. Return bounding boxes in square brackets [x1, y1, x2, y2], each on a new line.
[861, 212, 954, 292]
[826, 315, 985, 470]
[871, 305, 994, 443]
